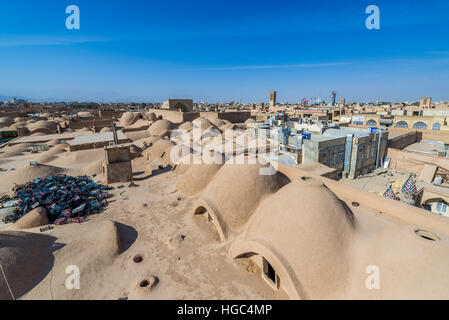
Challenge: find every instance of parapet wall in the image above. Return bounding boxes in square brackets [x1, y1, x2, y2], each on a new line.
[200, 111, 251, 123]
[388, 131, 422, 150]
[386, 148, 449, 174]
[350, 124, 449, 144]
[67, 119, 114, 130]
[146, 109, 252, 124]
[68, 138, 129, 152]
[148, 109, 200, 124]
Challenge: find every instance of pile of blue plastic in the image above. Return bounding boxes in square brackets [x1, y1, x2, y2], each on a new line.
[1, 175, 113, 224]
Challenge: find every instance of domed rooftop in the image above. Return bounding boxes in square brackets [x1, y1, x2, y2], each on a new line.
[192, 117, 215, 130]
[210, 118, 226, 128]
[178, 121, 193, 132]
[77, 111, 92, 118]
[220, 123, 239, 131]
[177, 153, 226, 197]
[192, 156, 290, 240]
[145, 112, 157, 121]
[119, 112, 134, 126]
[230, 177, 356, 299]
[27, 120, 57, 134]
[148, 119, 174, 136]
[145, 138, 175, 167]
[11, 121, 28, 129]
[119, 112, 145, 127]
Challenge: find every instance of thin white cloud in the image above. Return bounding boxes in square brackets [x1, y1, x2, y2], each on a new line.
[187, 62, 351, 71]
[0, 36, 109, 47]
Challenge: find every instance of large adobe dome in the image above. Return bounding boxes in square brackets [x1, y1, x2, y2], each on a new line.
[192, 156, 290, 240]
[230, 176, 356, 300]
[192, 117, 215, 130]
[145, 138, 176, 168]
[11, 121, 28, 129]
[14, 117, 27, 123]
[119, 112, 134, 126]
[178, 121, 193, 132]
[27, 120, 57, 134]
[210, 118, 226, 128]
[144, 112, 157, 121]
[77, 111, 92, 118]
[148, 119, 174, 136]
[191, 117, 220, 136]
[177, 153, 227, 197]
[119, 112, 145, 127]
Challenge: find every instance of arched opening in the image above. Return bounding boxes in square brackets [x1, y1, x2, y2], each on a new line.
[413, 121, 427, 130]
[194, 206, 212, 222]
[193, 204, 225, 241]
[173, 103, 189, 113]
[235, 253, 280, 291]
[432, 123, 441, 131]
[263, 257, 280, 290]
[366, 119, 377, 127]
[395, 121, 409, 128]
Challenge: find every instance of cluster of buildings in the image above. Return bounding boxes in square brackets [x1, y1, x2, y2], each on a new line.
[251, 115, 389, 179]
[3, 92, 449, 300]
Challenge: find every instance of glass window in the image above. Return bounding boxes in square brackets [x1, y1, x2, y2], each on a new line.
[339, 150, 345, 163]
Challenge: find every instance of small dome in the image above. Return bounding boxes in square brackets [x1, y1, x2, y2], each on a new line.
[145, 112, 157, 121]
[119, 112, 134, 126]
[192, 117, 215, 130]
[77, 111, 92, 118]
[148, 119, 174, 136]
[178, 121, 193, 132]
[210, 118, 226, 128]
[146, 138, 175, 165]
[177, 153, 226, 197]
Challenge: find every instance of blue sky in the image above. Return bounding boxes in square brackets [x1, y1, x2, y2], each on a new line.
[0, 0, 449, 103]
